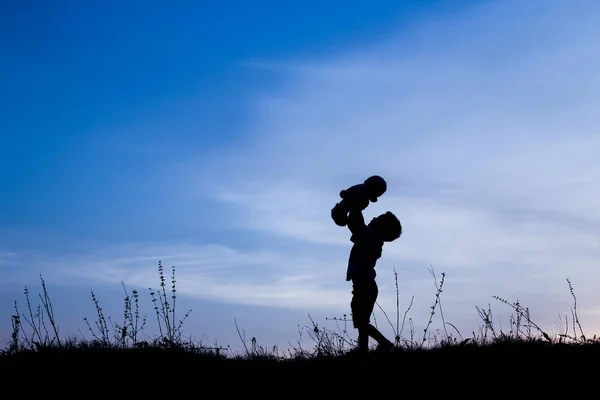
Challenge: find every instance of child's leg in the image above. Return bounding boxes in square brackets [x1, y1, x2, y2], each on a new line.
[331, 202, 349, 226]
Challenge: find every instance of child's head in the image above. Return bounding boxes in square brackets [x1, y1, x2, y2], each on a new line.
[364, 175, 387, 202]
[369, 211, 402, 242]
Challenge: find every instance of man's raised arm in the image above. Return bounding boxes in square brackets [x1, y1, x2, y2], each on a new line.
[347, 209, 366, 236]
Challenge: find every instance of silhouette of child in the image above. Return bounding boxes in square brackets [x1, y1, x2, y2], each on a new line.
[331, 175, 387, 227]
[345, 208, 402, 354]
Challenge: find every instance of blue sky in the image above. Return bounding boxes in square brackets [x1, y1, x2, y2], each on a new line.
[2, 0, 600, 351]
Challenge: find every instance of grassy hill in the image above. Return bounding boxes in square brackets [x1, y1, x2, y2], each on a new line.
[2, 264, 597, 394]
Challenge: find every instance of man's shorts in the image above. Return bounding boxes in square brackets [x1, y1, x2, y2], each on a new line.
[350, 279, 378, 328]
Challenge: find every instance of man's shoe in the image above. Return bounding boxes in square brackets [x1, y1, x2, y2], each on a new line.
[375, 341, 394, 353]
[347, 346, 368, 357]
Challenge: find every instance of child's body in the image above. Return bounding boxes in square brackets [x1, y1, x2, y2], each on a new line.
[331, 175, 387, 227]
[346, 208, 402, 354]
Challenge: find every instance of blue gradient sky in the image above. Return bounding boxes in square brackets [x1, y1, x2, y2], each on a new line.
[2, 0, 600, 351]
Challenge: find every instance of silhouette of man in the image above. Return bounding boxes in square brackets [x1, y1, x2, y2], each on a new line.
[346, 208, 402, 354]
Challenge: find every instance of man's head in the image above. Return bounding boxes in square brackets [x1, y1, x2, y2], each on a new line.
[369, 211, 402, 242]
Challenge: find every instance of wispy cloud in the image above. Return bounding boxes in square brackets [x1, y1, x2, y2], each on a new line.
[4, 0, 600, 341]
[173, 0, 600, 332]
[10, 242, 349, 311]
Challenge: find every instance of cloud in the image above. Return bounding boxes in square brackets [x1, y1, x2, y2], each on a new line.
[11, 242, 349, 311]
[174, 0, 600, 333]
[4, 0, 600, 341]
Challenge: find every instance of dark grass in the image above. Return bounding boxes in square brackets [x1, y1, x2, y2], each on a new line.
[2, 262, 599, 393]
[3, 338, 599, 395]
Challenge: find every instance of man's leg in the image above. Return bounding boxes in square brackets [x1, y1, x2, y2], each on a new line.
[366, 324, 394, 350]
[352, 279, 384, 352]
[356, 327, 369, 353]
[361, 281, 393, 350]
[351, 282, 371, 352]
